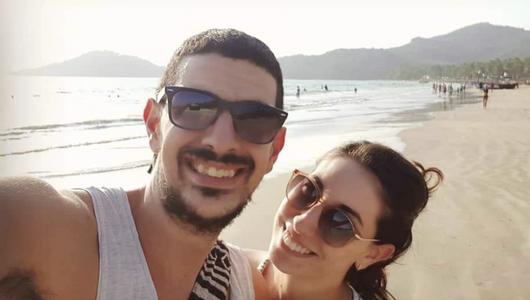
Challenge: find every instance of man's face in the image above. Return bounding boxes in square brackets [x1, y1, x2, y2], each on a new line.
[152, 53, 285, 233]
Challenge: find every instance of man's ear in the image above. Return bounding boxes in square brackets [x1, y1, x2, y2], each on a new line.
[143, 98, 162, 154]
[266, 127, 286, 173]
[356, 244, 395, 271]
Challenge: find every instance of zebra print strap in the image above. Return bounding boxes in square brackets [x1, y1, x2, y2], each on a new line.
[189, 240, 231, 300]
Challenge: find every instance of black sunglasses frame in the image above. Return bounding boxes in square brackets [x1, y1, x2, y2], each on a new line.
[162, 86, 288, 144]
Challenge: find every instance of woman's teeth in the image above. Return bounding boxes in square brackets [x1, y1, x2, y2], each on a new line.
[195, 163, 236, 178]
[282, 232, 311, 255]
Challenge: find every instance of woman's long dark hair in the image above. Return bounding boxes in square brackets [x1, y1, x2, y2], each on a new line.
[321, 141, 443, 300]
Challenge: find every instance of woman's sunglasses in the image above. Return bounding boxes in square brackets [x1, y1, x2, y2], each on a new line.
[160, 86, 288, 144]
[286, 169, 379, 247]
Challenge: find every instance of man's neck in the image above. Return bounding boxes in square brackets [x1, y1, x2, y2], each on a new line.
[127, 186, 220, 300]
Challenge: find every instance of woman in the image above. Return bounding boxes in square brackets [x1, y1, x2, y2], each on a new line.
[245, 141, 443, 300]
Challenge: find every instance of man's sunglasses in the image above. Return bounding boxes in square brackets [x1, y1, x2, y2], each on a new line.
[286, 169, 379, 247]
[159, 86, 288, 144]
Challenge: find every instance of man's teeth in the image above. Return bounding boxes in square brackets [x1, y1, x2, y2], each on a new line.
[283, 232, 311, 255]
[196, 164, 236, 178]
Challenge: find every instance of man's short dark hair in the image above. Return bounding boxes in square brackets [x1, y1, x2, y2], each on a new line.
[158, 28, 284, 109]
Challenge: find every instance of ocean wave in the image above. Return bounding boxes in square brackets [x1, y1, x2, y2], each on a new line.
[286, 98, 358, 111]
[0, 135, 145, 157]
[0, 131, 25, 138]
[13, 118, 142, 131]
[1, 136, 26, 141]
[41, 160, 151, 178]
[0, 118, 143, 138]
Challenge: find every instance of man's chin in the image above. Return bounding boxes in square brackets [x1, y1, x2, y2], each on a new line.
[162, 187, 250, 235]
[197, 186, 229, 198]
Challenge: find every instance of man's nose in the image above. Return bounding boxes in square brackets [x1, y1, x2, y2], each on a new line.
[292, 205, 321, 239]
[201, 111, 240, 153]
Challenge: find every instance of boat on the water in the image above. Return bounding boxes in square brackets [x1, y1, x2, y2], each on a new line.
[492, 76, 518, 89]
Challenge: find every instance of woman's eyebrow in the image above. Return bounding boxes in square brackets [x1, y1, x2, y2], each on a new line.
[339, 204, 364, 227]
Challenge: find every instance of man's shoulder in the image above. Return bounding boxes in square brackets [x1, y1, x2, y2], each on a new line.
[237, 248, 270, 300]
[0, 176, 95, 224]
[223, 243, 267, 268]
[0, 176, 98, 277]
[240, 248, 267, 269]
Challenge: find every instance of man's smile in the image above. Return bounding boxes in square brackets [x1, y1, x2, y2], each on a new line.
[193, 162, 237, 179]
[183, 153, 251, 190]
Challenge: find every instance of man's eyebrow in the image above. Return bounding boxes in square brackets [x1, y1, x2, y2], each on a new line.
[339, 204, 364, 227]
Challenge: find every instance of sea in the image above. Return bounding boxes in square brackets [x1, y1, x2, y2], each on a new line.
[0, 76, 478, 189]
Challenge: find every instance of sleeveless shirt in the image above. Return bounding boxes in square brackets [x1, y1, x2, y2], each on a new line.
[86, 186, 254, 300]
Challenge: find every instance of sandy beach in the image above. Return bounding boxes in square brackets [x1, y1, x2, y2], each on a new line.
[388, 86, 530, 299]
[222, 86, 530, 299]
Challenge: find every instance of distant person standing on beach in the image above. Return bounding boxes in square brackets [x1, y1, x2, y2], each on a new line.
[325, 84, 328, 91]
[354, 87, 358, 93]
[296, 85, 300, 98]
[483, 84, 489, 108]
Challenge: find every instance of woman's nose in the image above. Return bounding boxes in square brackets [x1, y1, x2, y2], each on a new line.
[292, 204, 322, 238]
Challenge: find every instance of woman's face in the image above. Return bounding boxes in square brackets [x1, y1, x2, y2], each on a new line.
[269, 156, 388, 281]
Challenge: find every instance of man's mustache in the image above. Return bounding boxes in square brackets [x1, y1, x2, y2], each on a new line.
[183, 148, 255, 169]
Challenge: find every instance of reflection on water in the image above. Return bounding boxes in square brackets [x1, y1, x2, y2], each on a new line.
[435, 91, 482, 111]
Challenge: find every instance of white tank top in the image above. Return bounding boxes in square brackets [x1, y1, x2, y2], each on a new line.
[86, 186, 254, 300]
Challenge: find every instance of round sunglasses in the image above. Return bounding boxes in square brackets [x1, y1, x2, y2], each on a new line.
[285, 169, 379, 247]
[160, 86, 288, 144]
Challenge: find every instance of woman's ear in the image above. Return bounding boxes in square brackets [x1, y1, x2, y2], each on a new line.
[143, 98, 162, 154]
[356, 244, 395, 270]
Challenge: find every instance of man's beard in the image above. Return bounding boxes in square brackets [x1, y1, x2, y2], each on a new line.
[161, 183, 250, 235]
[158, 147, 255, 235]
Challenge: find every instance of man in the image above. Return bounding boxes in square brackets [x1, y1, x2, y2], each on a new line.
[0, 29, 287, 299]
[483, 83, 489, 108]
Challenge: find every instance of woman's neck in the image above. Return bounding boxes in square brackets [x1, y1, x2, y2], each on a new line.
[267, 264, 352, 300]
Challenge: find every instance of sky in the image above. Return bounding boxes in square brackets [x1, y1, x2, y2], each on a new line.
[1, 0, 530, 72]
